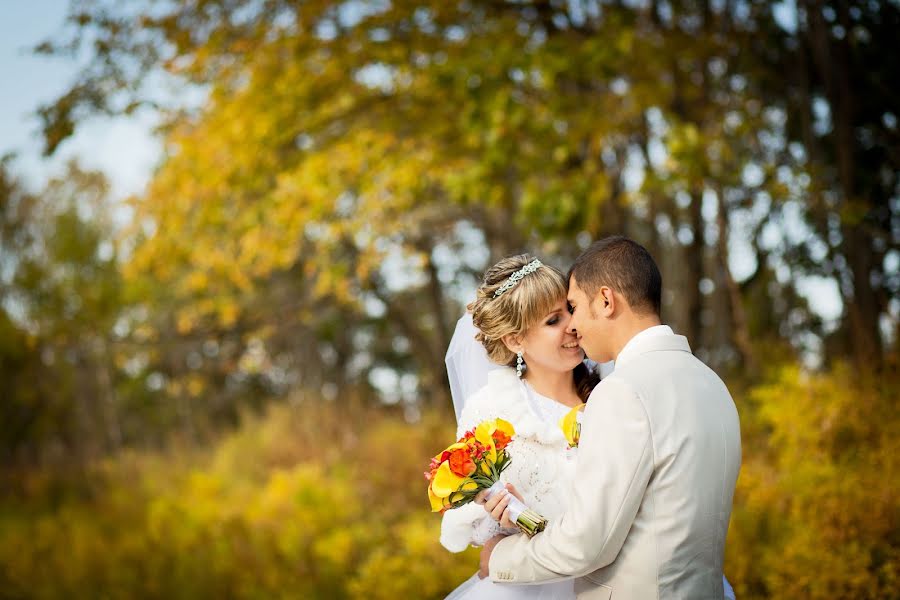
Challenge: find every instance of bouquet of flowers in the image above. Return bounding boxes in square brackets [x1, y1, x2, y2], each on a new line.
[425, 417, 548, 537]
[559, 403, 586, 448]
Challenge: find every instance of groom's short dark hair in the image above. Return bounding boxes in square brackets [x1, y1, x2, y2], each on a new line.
[568, 236, 662, 316]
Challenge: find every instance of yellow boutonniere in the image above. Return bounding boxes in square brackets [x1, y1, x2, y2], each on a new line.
[559, 403, 585, 448]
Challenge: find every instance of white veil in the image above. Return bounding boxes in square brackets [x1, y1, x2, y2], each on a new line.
[445, 312, 501, 421]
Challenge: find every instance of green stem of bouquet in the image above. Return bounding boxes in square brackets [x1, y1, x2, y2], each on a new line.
[514, 508, 548, 538]
[453, 449, 515, 506]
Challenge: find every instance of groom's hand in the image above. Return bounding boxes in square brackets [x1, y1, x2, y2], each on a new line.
[478, 534, 506, 579]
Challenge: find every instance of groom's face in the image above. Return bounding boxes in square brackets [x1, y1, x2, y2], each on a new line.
[566, 275, 614, 363]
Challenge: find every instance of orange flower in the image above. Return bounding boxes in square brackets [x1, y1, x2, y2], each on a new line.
[492, 429, 512, 450]
[448, 447, 476, 477]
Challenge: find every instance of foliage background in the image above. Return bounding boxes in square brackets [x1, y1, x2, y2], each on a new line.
[1, 1, 897, 598]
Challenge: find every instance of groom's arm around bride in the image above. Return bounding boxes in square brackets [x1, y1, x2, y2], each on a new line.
[484, 237, 741, 600]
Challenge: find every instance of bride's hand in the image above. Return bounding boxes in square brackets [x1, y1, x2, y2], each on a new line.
[481, 483, 524, 528]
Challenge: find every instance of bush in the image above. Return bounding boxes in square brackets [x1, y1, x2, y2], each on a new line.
[726, 364, 899, 599]
[0, 403, 478, 599]
[2, 364, 897, 599]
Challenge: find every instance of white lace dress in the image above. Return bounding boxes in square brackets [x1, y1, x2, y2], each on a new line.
[441, 368, 578, 600]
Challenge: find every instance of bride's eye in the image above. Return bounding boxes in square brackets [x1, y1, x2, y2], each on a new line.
[546, 316, 559, 326]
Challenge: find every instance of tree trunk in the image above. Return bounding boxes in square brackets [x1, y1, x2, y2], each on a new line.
[97, 337, 122, 451]
[842, 226, 883, 366]
[683, 191, 705, 348]
[423, 245, 452, 407]
[803, 0, 883, 367]
[596, 151, 628, 239]
[715, 188, 757, 372]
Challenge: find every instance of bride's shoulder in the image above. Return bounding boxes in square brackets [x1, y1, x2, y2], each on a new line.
[460, 370, 566, 446]
[467, 368, 519, 405]
[457, 368, 522, 426]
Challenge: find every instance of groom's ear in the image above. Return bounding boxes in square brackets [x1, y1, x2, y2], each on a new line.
[596, 286, 615, 317]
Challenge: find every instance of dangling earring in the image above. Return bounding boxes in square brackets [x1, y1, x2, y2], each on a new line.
[516, 351, 525, 378]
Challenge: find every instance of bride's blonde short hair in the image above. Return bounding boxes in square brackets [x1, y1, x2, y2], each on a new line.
[467, 254, 568, 368]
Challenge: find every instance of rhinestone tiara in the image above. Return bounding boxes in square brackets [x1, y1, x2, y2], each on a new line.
[493, 259, 543, 298]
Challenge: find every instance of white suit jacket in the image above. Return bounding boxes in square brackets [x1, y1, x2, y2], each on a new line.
[489, 331, 741, 599]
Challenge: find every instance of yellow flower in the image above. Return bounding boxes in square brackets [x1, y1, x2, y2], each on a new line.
[428, 485, 450, 512]
[559, 404, 585, 448]
[474, 418, 516, 463]
[449, 479, 478, 504]
[431, 461, 466, 498]
[474, 421, 497, 463]
[441, 441, 468, 455]
[429, 468, 477, 512]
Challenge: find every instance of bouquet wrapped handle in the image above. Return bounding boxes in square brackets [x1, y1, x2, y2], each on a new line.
[483, 481, 547, 537]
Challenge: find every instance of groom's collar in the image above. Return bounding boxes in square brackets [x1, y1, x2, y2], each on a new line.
[614, 325, 691, 369]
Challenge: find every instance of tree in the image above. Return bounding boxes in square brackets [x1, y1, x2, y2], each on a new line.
[0, 160, 125, 463]
[31, 0, 897, 406]
[770, 0, 899, 368]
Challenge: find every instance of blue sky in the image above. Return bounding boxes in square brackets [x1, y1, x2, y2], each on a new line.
[0, 1, 159, 198]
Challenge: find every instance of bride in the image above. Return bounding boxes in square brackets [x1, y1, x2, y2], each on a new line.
[441, 254, 736, 600]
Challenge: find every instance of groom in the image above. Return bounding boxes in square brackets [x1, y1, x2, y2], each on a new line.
[481, 236, 741, 599]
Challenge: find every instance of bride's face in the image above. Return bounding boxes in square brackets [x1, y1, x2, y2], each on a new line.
[520, 298, 585, 373]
